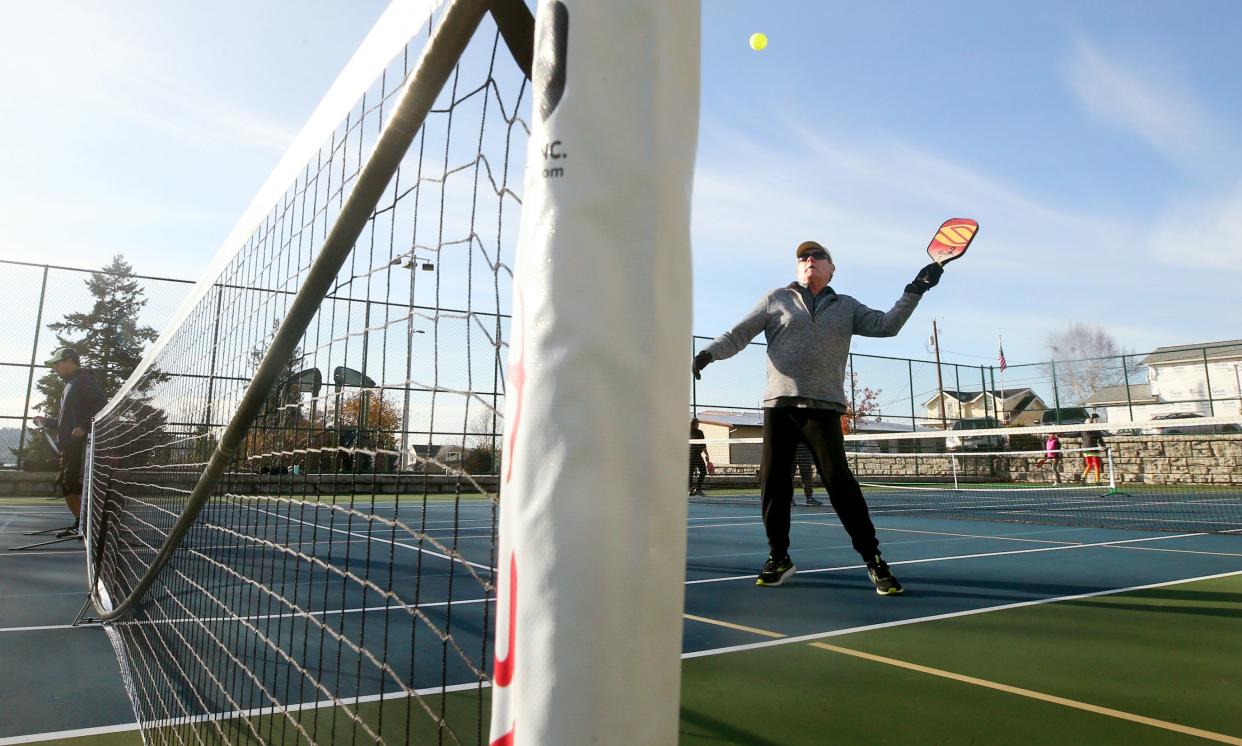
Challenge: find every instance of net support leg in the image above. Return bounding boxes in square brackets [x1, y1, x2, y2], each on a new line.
[1101, 445, 1130, 497]
[9, 532, 83, 552]
[21, 524, 77, 537]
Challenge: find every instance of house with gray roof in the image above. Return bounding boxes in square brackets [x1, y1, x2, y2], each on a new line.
[1084, 383, 1161, 423]
[1130, 340, 1242, 419]
[921, 388, 1048, 427]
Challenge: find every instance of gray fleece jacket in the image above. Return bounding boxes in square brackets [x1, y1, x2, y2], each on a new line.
[704, 283, 921, 410]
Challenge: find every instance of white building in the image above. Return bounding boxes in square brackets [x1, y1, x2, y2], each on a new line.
[1087, 340, 1242, 422]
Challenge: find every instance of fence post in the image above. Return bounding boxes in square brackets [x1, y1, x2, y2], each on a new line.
[989, 366, 999, 423]
[1202, 347, 1215, 416]
[16, 266, 51, 470]
[1050, 360, 1062, 423]
[980, 365, 990, 422]
[953, 364, 962, 426]
[848, 353, 857, 432]
[1235, 363, 1242, 416]
[1121, 353, 1134, 422]
[691, 337, 698, 417]
[907, 360, 916, 431]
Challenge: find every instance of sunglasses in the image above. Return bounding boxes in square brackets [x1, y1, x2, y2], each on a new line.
[798, 251, 829, 262]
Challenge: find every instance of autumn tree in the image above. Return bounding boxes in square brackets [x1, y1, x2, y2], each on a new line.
[843, 371, 881, 434]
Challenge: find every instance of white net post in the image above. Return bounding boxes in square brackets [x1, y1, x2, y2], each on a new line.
[490, 0, 700, 744]
[1106, 445, 1118, 492]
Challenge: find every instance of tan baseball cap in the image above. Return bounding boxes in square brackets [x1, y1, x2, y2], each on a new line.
[796, 240, 831, 260]
[44, 347, 79, 366]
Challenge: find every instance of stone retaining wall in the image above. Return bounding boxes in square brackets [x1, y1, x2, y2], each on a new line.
[707, 434, 1242, 487]
[0, 470, 58, 497]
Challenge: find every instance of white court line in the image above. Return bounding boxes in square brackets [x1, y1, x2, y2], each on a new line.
[685, 531, 1210, 586]
[686, 524, 1088, 564]
[0, 679, 489, 745]
[181, 529, 497, 554]
[683, 568, 1242, 659]
[1105, 544, 1242, 559]
[240, 503, 493, 572]
[1, 595, 492, 634]
[10, 569, 1237, 745]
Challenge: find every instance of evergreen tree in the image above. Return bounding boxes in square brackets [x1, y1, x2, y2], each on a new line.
[16, 255, 160, 469]
[49, 255, 159, 396]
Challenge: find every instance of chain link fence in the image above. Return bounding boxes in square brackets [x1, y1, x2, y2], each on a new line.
[4, 257, 1239, 469]
[0, 260, 193, 469]
[691, 335, 1242, 436]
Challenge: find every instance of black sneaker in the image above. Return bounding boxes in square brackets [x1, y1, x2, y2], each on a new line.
[866, 556, 903, 595]
[756, 554, 795, 587]
[805, 496, 823, 507]
[56, 527, 80, 539]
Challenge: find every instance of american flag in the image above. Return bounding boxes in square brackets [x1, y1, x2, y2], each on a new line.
[998, 343, 1008, 372]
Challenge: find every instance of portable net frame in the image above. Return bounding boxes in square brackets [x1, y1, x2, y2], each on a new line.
[82, 1, 535, 743]
[689, 418, 1242, 535]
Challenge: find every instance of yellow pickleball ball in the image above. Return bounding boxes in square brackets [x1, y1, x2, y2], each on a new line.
[749, 32, 768, 52]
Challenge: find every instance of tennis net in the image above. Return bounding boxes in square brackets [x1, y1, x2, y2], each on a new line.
[83, 1, 532, 743]
[689, 417, 1242, 534]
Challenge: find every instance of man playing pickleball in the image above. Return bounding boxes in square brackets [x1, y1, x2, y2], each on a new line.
[693, 239, 954, 593]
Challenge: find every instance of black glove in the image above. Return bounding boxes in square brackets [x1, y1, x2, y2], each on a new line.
[692, 351, 713, 380]
[905, 262, 944, 295]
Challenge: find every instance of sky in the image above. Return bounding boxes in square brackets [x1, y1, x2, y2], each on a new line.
[2, 0, 1241, 379]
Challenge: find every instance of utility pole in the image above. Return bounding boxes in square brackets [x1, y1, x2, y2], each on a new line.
[932, 320, 948, 430]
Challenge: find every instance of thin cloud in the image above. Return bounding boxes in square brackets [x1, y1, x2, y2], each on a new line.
[1, 4, 295, 154]
[694, 121, 1139, 274]
[690, 120, 1240, 360]
[1060, 37, 1220, 165]
[105, 69, 297, 153]
[1148, 181, 1242, 270]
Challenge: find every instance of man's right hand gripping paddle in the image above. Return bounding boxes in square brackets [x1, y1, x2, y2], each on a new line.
[908, 218, 978, 294]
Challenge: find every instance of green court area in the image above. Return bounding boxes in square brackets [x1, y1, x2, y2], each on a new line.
[680, 574, 1242, 745]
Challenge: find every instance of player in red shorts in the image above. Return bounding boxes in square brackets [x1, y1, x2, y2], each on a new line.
[1080, 413, 1106, 483]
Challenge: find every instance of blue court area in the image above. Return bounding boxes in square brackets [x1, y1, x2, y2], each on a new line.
[679, 500, 1242, 744]
[3, 495, 1242, 743]
[682, 501, 1242, 647]
[1, 496, 501, 743]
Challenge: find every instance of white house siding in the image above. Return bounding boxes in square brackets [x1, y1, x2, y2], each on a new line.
[1148, 359, 1242, 416]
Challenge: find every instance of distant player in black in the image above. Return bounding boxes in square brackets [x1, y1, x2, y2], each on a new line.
[44, 348, 108, 538]
[688, 418, 708, 496]
[791, 443, 823, 506]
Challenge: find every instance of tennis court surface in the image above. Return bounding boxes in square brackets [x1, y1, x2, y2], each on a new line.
[5, 492, 1242, 745]
[4, 0, 1240, 743]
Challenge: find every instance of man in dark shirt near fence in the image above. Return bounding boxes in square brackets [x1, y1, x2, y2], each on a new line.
[689, 418, 708, 497]
[693, 240, 945, 593]
[44, 347, 108, 538]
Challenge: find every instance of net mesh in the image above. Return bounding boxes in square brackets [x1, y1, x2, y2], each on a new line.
[689, 419, 1242, 534]
[85, 7, 526, 744]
